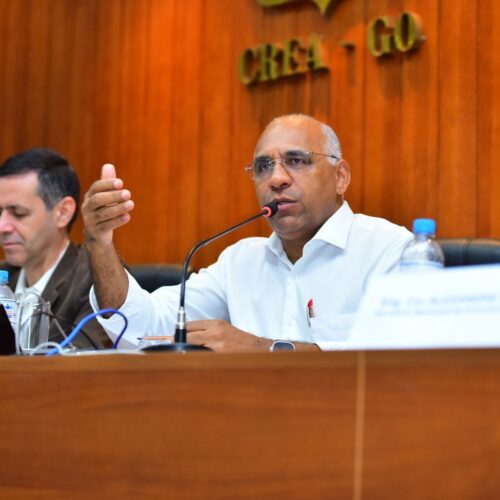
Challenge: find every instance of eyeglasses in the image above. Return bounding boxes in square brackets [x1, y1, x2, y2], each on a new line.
[244, 151, 339, 181]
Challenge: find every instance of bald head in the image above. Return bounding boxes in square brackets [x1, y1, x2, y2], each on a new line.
[256, 114, 342, 165]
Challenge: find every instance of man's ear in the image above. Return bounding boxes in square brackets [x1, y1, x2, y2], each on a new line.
[53, 196, 77, 230]
[335, 159, 351, 195]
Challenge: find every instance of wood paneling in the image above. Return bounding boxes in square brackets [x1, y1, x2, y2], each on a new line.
[328, 0, 366, 213]
[166, 1, 204, 263]
[477, 0, 500, 238]
[362, 0, 404, 222]
[438, 0, 478, 237]
[198, 0, 234, 264]
[0, 0, 29, 155]
[0, 0, 498, 267]
[143, 0, 176, 261]
[2, 350, 500, 498]
[0, 352, 359, 499]
[399, 0, 439, 230]
[362, 350, 500, 499]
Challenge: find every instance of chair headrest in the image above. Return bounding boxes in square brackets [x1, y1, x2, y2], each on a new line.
[437, 238, 500, 266]
[129, 264, 191, 292]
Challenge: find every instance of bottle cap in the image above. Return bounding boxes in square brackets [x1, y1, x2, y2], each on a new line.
[412, 218, 436, 235]
[0, 269, 9, 282]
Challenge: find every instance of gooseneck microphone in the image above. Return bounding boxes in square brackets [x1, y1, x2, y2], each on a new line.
[142, 201, 278, 352]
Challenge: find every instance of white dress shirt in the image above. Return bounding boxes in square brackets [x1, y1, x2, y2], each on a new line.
[15, 241, 69, 302]
[91, 202, 412, 350]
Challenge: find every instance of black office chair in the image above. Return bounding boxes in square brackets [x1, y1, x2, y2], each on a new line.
[129, 264, 192, 292]
[437, 238, 500, 267]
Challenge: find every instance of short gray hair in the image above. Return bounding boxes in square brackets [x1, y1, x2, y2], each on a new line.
[320, 122, 342, 165]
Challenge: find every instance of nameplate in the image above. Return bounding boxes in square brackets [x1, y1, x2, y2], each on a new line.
[349, 265, 500, 349]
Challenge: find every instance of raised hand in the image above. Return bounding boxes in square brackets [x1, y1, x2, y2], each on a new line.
[82, 164, 134, 246]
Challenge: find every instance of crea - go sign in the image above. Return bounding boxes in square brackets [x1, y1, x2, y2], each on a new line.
[256, 0, 338, 16]
[238, 34, 327, 86]
[239, 2, 425, 85]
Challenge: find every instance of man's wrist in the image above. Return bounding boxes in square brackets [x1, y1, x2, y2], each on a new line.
[256, 337, 273, 351]
[83, 235, 114, 253]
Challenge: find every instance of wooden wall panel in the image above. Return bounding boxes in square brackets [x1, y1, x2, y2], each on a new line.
[0, 2, 5, 151]
[362, 0, 403, 221]
[197, 0, 235, 265]
[230, 2, 268, 243]
[142, 0, 176, 262]
[66, 0, 99, 226]
[45, 0, 75, 153]
[165, 1, 204, 263]
[478, 0, 500, 238]
[0, 0, 498, 268]
[0, 0, 29, 155]
[22, 0, 51, 147]
[91, 0, 122, 168]
[301, 5, 330, 123]
[111, 0, 152, 263]
[437, 0, 477, 237]
[328, 0, 366, 213]
[399, 0, 439, 231]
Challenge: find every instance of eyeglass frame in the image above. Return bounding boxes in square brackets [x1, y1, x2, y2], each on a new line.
[244, 150, 340, 181]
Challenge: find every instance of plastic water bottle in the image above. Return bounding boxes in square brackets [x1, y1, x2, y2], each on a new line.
[400, 218, 445, 272]
[0, 270, 17, 331]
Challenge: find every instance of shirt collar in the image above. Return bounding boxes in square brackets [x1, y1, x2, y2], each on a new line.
[267, 201, 354, 258]
[15, 241, 70, 300]
[310, 201, 353, 250]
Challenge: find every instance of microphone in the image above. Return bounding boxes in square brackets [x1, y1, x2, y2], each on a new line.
[142, 201, 279, 352]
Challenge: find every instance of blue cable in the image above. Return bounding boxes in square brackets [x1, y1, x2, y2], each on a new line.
[112, 312, 130, 349]
[45, 308, 128, 356]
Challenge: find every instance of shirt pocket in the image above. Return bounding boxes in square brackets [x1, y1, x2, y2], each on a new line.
[309, 313, 356, 342]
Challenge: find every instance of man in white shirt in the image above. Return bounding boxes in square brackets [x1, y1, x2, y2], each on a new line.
[0, 148, 110, 348]
[82, 114, 411, 351]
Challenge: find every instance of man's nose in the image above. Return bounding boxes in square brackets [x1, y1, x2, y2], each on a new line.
[268, 160, 292, 189]
[0, 213, 14, 232]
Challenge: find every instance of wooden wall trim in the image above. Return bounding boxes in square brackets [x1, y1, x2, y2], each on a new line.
[0, 0, 497, 266]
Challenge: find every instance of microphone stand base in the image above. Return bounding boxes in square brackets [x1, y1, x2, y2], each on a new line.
[141, 343, 212, 353]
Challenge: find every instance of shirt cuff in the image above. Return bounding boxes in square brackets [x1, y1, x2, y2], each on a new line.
[89, 271, 138, 348]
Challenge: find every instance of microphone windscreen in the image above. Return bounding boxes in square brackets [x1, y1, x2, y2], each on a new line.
[261, 201, 279, 217]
